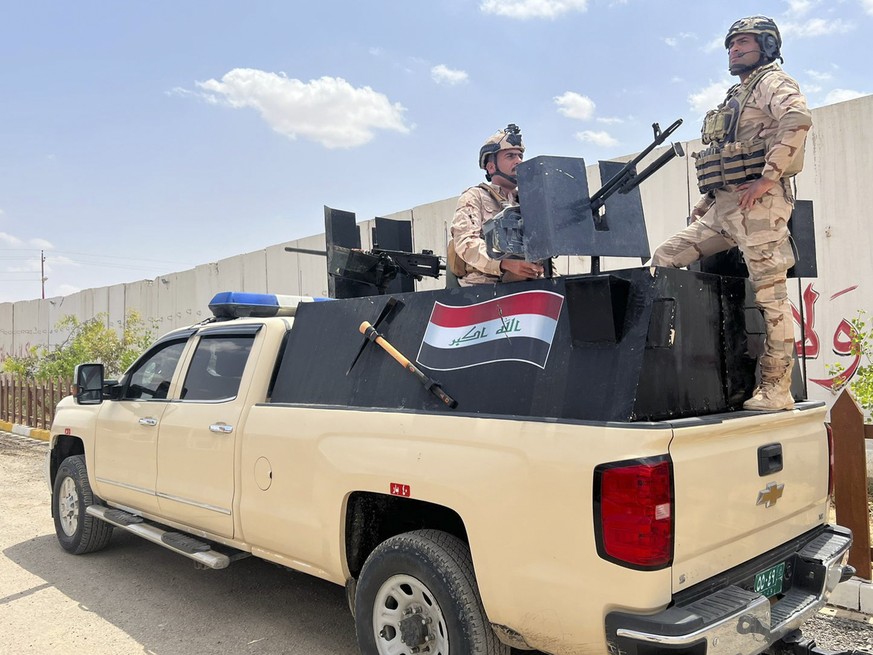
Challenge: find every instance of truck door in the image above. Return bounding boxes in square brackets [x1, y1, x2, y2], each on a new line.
[92, 336, 190, 514]
[155, 325, 260, 538]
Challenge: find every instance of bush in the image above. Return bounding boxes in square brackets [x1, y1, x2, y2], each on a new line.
[2, 311, 155, 380]
[827, 310, 873, 421]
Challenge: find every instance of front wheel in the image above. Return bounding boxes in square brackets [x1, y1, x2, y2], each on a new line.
[355, 529, 509, 655]
[52, 454, 113, 554]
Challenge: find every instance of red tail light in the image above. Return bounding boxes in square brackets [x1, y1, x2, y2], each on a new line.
[594, 457, 673, 569]
[826, 423, 835, 498]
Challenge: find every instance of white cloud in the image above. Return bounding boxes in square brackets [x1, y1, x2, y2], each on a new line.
[663, 32, 697, 48]
[54, 284, 81, 297]
[785, 0, 820, 16]
[780, 18, 854, 38]
[688, 80, 731, 115]
[195, 69, 411, 149]
[864, 0, 873, 16]
[596, 116, 624, 124]
[480, 0, 588, 19]
[45, 255, 78, 270]
[575, 130, 618, 148]
[29, 238, 54, 249]
[554, 92, 596, 120]
[703, 35, 724, 53]
[431, 65, 469, 85]
[0, 232, 22, 246]
[824, 89, 868, 105]
[805, 84, 823, 93]
[806, 69, 832, 81]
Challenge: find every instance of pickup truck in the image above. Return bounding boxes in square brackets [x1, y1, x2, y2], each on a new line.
[47, 270, 854, 655]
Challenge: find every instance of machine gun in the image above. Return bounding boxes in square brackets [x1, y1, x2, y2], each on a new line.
[287, 208, 444, 299]
[484, 118, 686, 269]
[284, 245, 441, 295]
[588, 119, 684, 216]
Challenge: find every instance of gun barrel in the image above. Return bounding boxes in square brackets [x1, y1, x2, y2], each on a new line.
[589, 118, 683, 208]
[284, 247, 328, 257]
[618, 142, 685, 194]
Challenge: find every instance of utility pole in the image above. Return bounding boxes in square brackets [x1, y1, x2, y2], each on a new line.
[41, 250, 46, 299]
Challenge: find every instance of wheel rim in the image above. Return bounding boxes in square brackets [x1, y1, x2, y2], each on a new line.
[372, 573, 449, 655]
[57, 476, 79, 537]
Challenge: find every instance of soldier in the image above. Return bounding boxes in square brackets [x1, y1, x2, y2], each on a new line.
[449, 124, 544, 286]
[650, 16, 811, 411]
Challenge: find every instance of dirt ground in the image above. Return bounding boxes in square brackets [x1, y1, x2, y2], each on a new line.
[0, 433, 360, 655]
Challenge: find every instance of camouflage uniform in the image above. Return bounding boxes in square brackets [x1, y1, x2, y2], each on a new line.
[451, 183, 517, 286]
[651, 62, 811, 400]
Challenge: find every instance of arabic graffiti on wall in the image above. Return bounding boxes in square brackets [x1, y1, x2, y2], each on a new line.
[793, 283, 861, 390]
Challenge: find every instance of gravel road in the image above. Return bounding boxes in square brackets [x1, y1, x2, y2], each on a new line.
[2, 431, 872, 655]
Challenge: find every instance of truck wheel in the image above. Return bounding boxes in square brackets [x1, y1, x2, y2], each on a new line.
[53, 455, 113, 555]
[355, 529, 508, 655]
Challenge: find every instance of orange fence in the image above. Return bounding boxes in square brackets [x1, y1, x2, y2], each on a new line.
[0, 374, 71, 430]
[830, 388, 873, 580]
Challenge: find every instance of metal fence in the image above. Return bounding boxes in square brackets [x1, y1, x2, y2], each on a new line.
[0, 374, 71, 430]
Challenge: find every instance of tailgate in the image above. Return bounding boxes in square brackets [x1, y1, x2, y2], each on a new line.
[668, 402, 830, 593]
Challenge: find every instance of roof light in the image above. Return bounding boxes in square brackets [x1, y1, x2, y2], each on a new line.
[208, 292, 328, 319]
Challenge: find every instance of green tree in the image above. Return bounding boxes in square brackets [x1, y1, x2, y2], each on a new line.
[827, 310, 873, 421]
[2, 311, 155, 380]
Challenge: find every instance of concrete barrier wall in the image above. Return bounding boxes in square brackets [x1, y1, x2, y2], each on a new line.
[2, 95, 871, 405]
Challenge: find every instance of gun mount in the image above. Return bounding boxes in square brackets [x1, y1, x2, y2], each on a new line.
[484, 119, 685, 270]
[286, 207, 442, 299]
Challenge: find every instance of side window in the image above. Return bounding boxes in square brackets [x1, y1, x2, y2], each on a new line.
[125, 340, 187, 400]
[181, 335, 254, 401]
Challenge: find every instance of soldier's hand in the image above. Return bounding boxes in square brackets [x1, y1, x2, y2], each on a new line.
[736, 177, 776, 210]
[500, 259, 543, 279]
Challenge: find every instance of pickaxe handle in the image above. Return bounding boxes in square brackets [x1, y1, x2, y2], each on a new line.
[359, 321, 458, 409]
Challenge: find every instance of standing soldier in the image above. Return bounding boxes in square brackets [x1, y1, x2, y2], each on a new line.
[651, 16, 812, 411]
[449, 124, 544, 286]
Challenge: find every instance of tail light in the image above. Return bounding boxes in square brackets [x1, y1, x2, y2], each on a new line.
[826, 423, 835, 498]
[594, 456, 673, 570]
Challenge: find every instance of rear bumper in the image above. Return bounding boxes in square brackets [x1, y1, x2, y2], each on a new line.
[605, 525, 852, 655]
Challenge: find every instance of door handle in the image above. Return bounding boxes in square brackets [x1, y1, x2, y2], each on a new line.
[138, 417, 158, 427]
[209, 423, 234, 434]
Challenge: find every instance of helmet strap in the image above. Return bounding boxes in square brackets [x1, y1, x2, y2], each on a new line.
[490, 156, 518, 187]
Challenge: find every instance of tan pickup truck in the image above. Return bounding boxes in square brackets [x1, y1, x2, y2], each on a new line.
[47, 276, 854, 655]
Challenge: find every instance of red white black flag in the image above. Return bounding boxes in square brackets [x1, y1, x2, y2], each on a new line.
[416, 290, 564, 371]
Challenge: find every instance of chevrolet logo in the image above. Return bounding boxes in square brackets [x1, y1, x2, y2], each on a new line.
[757, 482, 785, 508]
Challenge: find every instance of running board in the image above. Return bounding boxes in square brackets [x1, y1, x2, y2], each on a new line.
[87, 505, 239, 569]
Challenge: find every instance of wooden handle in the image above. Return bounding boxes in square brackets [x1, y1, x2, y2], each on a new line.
[359, 321, 410, 368]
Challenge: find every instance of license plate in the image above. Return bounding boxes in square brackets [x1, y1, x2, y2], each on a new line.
[754, 562, 786, 597]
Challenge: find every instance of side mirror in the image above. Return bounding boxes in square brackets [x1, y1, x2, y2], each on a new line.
[73, 364, 105, 405]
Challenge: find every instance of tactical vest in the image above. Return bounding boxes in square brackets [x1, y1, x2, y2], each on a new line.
[693, 62, 797, 193]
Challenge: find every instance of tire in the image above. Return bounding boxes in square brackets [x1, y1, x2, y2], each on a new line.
[355, 529, 509, 655]
[52, 455, 113, 555]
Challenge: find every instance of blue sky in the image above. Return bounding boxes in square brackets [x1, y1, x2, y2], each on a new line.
[1, 0, 870, 302]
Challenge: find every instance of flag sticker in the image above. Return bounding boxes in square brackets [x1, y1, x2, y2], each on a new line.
[416, 290, 564, 371]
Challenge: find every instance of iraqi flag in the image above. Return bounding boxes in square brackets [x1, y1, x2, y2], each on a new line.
[416, 290, 564, 371]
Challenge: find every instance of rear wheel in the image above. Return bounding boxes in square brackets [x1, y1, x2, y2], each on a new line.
[355, 529, 509, 655]
[53, 454, 113, 554]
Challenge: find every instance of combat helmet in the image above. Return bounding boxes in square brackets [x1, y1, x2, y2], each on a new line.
[724, 15, 782, 61]
[479, 124, 525, 170]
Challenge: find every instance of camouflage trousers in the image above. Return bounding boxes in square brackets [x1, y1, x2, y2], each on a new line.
[651, 184, 796, 366]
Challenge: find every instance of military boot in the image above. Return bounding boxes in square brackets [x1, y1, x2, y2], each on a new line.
[743, 357, 795, 411]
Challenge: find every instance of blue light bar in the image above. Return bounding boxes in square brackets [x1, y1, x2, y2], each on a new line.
[208, 292, 328, 319]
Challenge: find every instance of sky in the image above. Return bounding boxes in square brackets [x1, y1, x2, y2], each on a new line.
[1, 0, 871, 303]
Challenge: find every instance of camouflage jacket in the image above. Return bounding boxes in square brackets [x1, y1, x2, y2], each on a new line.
[451, 183, 517, 286]
[693, 64, 811, 216]
[737, 64, 811, 182]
